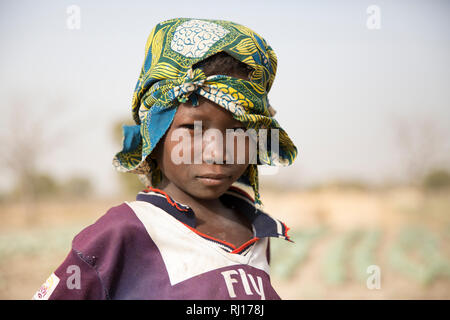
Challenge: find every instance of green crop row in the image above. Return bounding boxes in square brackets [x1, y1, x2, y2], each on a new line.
[270, 227, 326, 279]
[271, 225, 449, 287]
[0, 225, 84, 259]
[388, 226, 450, 285]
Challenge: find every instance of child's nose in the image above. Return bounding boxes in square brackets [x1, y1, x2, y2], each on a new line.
[202, 130, 228, 164]
[201, 131, 253, 165]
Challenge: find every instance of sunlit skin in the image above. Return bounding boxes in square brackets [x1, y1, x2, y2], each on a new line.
[151, 95, 255, 247]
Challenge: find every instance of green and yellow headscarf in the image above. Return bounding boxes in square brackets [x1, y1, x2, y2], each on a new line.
[113, 17, 298, 206]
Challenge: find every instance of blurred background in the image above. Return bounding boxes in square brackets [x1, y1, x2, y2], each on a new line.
[1, 0, 449, 299]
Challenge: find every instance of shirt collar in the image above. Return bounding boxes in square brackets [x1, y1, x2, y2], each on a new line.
[135, 185, 291, 241]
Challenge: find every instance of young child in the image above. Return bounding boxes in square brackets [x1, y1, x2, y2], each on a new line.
[33, 17, 298, 300]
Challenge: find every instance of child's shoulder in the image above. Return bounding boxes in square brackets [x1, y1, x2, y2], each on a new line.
[71, 202, 149, 257]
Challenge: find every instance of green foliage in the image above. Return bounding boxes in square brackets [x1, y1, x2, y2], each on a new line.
[422, 168, 450, 191]
[30, 173, 59, 197]
[351, 229, 382, 283]
[321, 230, 362, 285]
[10, 173, 93, 200]
[308, 179, 370, 192]
[0, 225, 85, 259]
[268, 225, 450, 287]
[61, 176, 93, 197]
[388, 226, 450, 285]
[270, 227, 326, 279]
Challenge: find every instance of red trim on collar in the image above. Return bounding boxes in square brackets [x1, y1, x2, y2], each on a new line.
[180, 221, 238, 250]
[141, 185, 261, 254]
[143, 185, 253, 212]
[227, 186, 254, 203]
[230, 237, 260, 254]
[181, 221, 260, 254]
[282, 221, 292, 242]
[143, 186, 189, 212]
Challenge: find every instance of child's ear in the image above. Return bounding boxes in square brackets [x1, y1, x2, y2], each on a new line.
[148, 140, 164, 169]
[150, 141, 161, 160]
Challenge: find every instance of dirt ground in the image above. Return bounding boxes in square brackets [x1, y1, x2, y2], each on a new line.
[0, 187, 449, 299]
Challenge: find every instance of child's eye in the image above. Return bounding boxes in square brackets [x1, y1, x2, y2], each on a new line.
[180, 124, 195, 130]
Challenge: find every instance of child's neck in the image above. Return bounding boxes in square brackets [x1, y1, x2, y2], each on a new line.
[156, 180, 228, 216]
[155, 179, 254, 247]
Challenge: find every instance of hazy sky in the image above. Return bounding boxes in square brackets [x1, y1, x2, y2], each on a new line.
[1, 0, 449, 195]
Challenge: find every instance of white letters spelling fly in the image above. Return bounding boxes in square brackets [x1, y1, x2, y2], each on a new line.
[221, 268, 265, 300]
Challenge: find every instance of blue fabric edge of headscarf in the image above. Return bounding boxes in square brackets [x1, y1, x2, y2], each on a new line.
[122, 125, 142, 153]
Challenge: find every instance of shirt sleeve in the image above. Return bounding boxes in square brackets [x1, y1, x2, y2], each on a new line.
[32, 247, 107, 300]
[32, 203, 152, 300]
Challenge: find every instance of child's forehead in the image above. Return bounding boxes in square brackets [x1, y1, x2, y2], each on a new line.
[175, 97, 239, 122]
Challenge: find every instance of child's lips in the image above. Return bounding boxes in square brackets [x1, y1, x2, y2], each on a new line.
[195, 173, 231, 186]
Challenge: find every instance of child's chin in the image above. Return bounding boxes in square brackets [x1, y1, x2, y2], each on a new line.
[189, 184, 230, 200]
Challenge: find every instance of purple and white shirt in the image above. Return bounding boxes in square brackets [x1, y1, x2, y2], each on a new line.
[32, 186, 291, 300]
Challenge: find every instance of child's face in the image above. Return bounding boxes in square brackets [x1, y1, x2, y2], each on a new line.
[153, 95, 251, 200]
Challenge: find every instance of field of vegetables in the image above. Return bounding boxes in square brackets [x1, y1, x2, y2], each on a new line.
[0, 187, 449, 299]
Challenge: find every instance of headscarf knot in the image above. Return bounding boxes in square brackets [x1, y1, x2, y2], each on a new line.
[175, 68, 207, 105]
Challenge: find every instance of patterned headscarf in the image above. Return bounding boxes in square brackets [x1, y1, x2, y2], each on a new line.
[113, 17, 298, 206]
